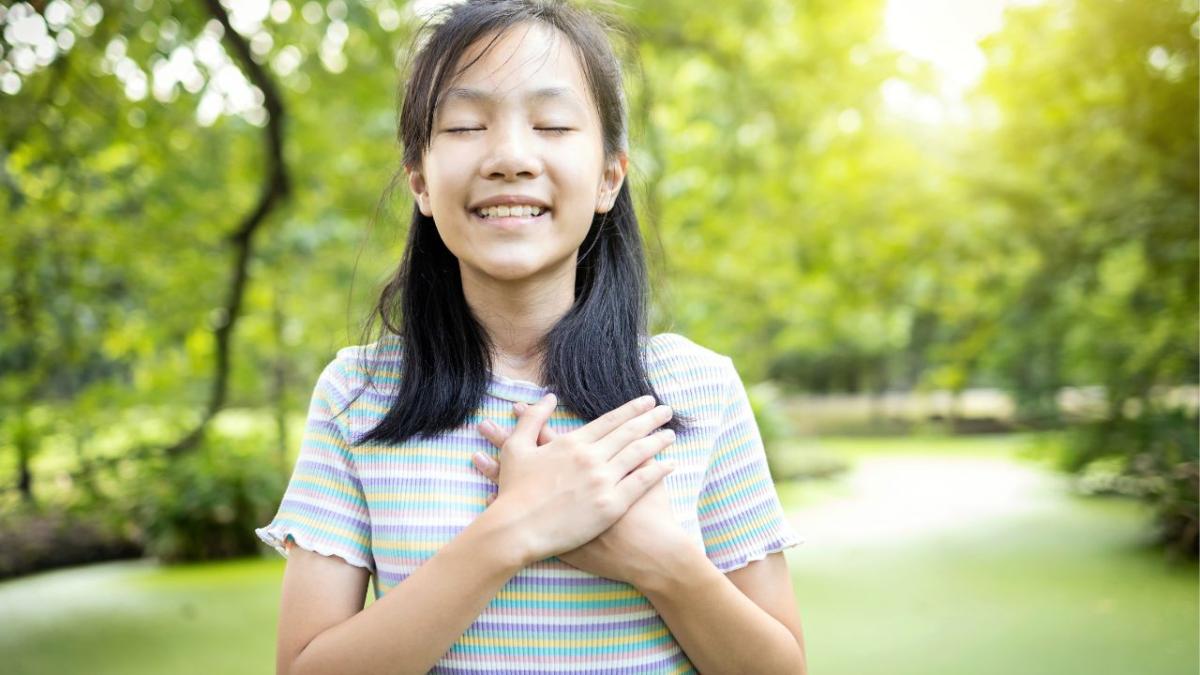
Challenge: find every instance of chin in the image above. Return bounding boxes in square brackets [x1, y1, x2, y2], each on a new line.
[475, 258, 549, 281]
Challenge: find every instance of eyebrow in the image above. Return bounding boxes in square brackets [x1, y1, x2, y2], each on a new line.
[438, 85, 583, 108]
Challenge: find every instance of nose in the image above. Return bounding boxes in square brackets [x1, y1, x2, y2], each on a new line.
[479, 120, 543, 181]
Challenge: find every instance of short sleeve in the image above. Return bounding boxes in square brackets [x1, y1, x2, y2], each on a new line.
[696, 357, 803, 573]
[255, 357, 375, 572]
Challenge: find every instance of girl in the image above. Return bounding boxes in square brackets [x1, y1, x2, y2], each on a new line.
[256, 1, 807, 673]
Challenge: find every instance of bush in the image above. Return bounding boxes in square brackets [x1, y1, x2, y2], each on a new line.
[130, 432, 287, 563]
[1062, 408, 1199, 560]
[0, 505, 142, 580]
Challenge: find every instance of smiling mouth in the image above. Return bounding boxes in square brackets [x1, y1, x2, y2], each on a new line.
[470, 204, 550, 227]
[472, 204, 547, 219]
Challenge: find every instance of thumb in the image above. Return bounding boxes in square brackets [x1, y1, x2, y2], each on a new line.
[514, 401, 558, 445]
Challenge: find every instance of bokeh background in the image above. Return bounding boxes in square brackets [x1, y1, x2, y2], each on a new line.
[1, 0, 1197, 673]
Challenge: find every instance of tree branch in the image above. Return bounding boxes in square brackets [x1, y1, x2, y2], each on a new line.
[165, 0, 291, 457]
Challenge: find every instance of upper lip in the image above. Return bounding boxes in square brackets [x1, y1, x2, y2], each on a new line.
[469, 194, 551, 211]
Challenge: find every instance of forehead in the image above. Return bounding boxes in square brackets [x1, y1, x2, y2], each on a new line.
[440, 21, 593, 109]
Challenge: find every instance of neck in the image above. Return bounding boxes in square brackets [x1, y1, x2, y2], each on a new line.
[460, 257, 577, 381]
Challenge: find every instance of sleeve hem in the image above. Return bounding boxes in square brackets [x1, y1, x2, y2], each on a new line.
[255, 523, 376, 574]
[712, 534, 804, 574]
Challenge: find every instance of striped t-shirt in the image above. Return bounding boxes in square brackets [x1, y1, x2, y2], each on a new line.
[255, 332, 802, 673]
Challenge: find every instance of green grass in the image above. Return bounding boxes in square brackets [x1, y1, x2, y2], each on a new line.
[779, 434, 1198, 675]
[0, 434, 1195, 675]
[0, 557, 283, 675]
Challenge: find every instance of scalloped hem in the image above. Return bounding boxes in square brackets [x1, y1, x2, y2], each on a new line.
[713, 536, 804, 574]
[255, 524, 376, 574]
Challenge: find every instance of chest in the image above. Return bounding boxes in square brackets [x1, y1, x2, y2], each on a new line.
[357, 401, 714, 587]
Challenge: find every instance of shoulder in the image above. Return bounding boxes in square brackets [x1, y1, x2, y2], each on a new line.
[315, 337, 406, 403]
[643, 332, 739, 406]
[645, 332, 735, 373]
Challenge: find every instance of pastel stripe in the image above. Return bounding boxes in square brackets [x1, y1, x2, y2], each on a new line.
[255, 332, 802, 672]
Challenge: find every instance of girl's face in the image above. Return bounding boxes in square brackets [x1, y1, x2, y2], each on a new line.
[407, 22, 626, 284]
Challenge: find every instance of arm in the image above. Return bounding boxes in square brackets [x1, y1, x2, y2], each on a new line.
[281, 506, 528, 675]
[638, 548, 807, 674]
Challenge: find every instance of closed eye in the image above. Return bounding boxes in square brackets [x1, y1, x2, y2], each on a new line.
[444, 127, 483, 134]
[535, 127, 574, 135]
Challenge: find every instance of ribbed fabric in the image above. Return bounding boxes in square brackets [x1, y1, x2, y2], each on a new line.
[255, 332, 803, 673]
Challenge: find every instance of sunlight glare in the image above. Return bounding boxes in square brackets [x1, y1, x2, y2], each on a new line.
[792, 456, 1062, 546]
[883, 0, 1044, 122]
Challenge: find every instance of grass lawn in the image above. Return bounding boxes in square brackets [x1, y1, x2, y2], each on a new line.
[0, 434, 1195, 674]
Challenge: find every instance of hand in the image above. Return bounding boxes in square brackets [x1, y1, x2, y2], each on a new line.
[472, 393, 678, 566]
[474, 400, 694, 586]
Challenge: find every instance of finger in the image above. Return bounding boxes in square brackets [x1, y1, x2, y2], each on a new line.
[613, 457, 676, 507]
[598, 404, 674, 460]
[471, 452, 500, 481]
[509, 393, 557, 446]
[514, 401, 559, 446]
[476, 419, 510, 449]
[572, 395, 658, 444]
[610, 428, 675, 477]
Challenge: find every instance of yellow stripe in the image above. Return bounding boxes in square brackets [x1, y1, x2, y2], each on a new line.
[342, 362, 402, 379]
[293, 471, 369, 504]
[696, 466, 763, 510]
[708, 428, 755, 462]
[704, 510, 776, 548]
[670, 660, 694, 674]
[459, 626, 670, 648]
[366, 490, 487, 505]
[496, 588, 644, 602]
[301, 428, 356, 455]
[279, 511, 371, 548]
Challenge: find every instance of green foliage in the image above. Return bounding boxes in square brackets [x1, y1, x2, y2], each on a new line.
[0, 505, 141, 579]
[745, 382, 789, 481]
[966, 0, 1198, 419]
[130, 432, 286, 563]
[1, 0, 1195, 559]
[1063, 408, 1199, 557]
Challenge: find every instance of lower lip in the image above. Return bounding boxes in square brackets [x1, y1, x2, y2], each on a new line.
[470, 209, 549, 230]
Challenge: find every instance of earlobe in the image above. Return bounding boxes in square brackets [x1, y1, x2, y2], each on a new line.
[406, 167, 433, 217]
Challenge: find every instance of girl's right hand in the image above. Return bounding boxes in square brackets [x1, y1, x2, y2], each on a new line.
[482, 392, 676, 564]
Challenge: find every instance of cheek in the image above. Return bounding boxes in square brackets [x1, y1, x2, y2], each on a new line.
[552, 148, 605, 208]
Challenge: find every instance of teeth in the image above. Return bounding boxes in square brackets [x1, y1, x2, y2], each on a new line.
[477, 205, 545, 218]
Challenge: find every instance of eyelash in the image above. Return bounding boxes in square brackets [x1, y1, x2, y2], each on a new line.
[442, 127, 573, 135]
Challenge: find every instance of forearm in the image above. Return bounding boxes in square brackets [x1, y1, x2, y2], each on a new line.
[291, 507, 528, 675]
[638, 548, 806, 675]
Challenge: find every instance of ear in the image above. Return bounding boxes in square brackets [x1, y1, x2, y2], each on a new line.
[595, 152, 628, 214]
[406, 165, 434, 217]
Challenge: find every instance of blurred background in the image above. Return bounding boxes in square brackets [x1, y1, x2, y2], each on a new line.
[1, 0, 1196, 673]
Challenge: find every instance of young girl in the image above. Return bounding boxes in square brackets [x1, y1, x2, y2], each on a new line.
[255, 1, 807, 673]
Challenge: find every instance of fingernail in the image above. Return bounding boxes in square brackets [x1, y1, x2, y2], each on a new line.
[545, 393, 557, 405]
[514, 402, 527, 413]
[473, 452, 496, 469]
[480, 420, 496, 434]
[659, 429, 676, 441]
[637, 395, 655, 408]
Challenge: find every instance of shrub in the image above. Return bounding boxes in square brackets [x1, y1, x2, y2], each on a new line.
[130, 432, 287, 563]
[1063, 408, 1198, 560]
[0, 505, 142, 580]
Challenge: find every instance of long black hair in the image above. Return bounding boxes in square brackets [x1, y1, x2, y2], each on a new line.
[351, 0, 693, 447]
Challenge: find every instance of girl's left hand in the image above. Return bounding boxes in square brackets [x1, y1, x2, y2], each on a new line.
[474, 401, 695, 587]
